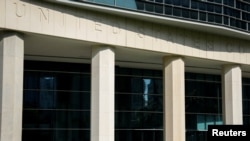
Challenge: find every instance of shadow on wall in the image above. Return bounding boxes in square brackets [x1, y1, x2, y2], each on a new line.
[19, 0, 250, 62]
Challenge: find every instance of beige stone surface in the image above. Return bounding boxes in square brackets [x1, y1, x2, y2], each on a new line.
[0, 0, 6, 27]
[163, 56, 185, 141]
[222, 64, 243, 124]
[91, 46, 115, 141]
[0, 0, 249, 65]
[0, 31, 24, 141]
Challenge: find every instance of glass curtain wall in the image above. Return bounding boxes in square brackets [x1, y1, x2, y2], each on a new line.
[115, 67, 223, 141]
[22, 61, 91, 141]
[242, 78, 250, 125]
[185, 73, 222, 141]
[74, 0, 250, 32]
[115, 67, 164, 141]
[22, 61, 223, 141]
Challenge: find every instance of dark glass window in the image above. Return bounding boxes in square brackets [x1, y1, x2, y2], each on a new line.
[191, 11, 198, 19]
[23, 130, 90, 141]
[208, 13, 215, 22]
[224, 16, 229, 25]
[165, 5, 173, 15]
[165, 0, 172, 4]
[185, 72, 222, 141]
[214, 0, 222, 3]
[241, 21, 247, 30]
[173, 7, 182, 16]
[186, 131, 207, 141]
[182, 0, 190, 7]
[135, 1, 144, 10]
[23, 61, 226, 141]
[214, 5, 222, 13]
[115, 67, 163, 141]
[199, 2, 207, 11]
[191, 0, 199, 9]
[173, 0, 181, 6]
[115, 112, 163, 129]
[230, 18, 236, 27]
[224, 0, 235, 7]
[199, 12, 207, 21]
[156, 0, 163, 3]
[115, 68, 223, 141]
[74, 0, 250, 33]
[155, 5, 164, 14]
[242, 77, 250, 125]
[145, 3, 154, 12]
[23, 61, 91, 141]
[207, 3, 214, 12]
[23, 91, 90, 110]
[215, 15, 222, 23]
[182, 9, 190, 18]
[115, 130, 163, 141]
[115, 94, 163, 112]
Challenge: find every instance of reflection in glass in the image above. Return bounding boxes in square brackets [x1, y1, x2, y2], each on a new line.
[23, 61, 91, 141]
[143, 79, 151, 107]
[115, 67, 163, 141]
[185, 73, 222, 141]
[116, 0, 137, 9]
[75, 0, 250, 32]
[23, 61, 228, 141]
[197, 115, 205, 130]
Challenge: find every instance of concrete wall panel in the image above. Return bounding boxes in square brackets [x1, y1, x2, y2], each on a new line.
[2, 0, 250, 65]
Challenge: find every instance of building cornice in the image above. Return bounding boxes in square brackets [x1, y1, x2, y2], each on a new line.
[44, 0, 250, 41]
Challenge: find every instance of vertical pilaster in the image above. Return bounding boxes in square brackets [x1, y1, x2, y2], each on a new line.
[91, 46, 115, 141]
[0, 0, 5, 27]
[222, 64, 243, 124]
[0, 31, 24, 141]
[163, 56, 185, 141]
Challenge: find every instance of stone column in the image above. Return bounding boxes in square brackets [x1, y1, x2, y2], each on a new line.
[222, 64, 243, 124]
[91, 46, 115, 141]
[163, 56, 185, 141]
[0, 31, 24, 141]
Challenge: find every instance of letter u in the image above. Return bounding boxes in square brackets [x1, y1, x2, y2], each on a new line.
[14, 2, 26, 17]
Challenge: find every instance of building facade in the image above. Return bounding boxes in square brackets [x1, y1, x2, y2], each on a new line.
[0, 0, 250, 141]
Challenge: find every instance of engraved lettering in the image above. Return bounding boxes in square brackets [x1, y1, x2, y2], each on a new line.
[112, 22, 121, 34]
[39, 8, 49, 23]
[95, 22, 102, 31]
[14, 2, 26, 17]
[94, 17, 103, 31]
[137, 26, 144, 38]
[76, 12, 86, 29]
[109, 17, 121, 34]
[77, 18, 83, 29]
